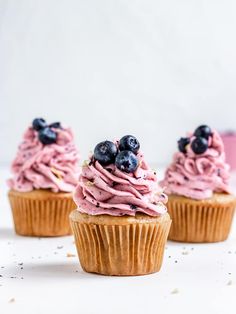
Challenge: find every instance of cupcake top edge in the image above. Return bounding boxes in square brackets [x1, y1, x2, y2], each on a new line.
[7, 118, 80, 193]
[74, 135, 168, 217]
[160, 125, 231, 200]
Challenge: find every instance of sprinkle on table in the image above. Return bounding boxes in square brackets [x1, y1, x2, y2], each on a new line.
[67, 253, 76, 258]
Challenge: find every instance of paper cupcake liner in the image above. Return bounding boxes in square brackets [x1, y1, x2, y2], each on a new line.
[8, 189, 77, 237]
[167, 193, 236, 243]
[70, 211, 171, 276]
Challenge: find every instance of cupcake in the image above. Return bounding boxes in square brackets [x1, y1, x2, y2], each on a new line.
[8, 118, 80, 237]
[161, 125, 236, 243]
[70, 135, 171, 276]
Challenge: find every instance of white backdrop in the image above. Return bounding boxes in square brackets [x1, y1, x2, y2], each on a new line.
[1, 0, 236, 166]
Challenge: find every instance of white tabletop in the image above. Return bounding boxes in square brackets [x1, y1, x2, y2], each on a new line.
[1, 166, 236, 314]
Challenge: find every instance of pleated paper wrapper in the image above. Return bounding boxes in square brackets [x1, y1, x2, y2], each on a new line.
[70, 211, 171, 276]
[8, 189, 77, 237]
[167, 193, 236, 243]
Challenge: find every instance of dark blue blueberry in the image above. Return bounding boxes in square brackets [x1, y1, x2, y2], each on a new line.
[191, 137, 208, 154]
[194, 125, 212, 139]
[38, 127, 57, 145]
[119, 135, 140, 154]
[178, 137, 190, 153]
[49, 122, 61, 129]
[94, 141, 118, 165]
[32, 118, 47, 131]
[115, 150, 138, 173]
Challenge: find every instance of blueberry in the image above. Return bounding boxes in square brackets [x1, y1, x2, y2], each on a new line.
[191, 137, 208, 154]
[194, 125, 212, 139]
[49, 122, 61, 129]
[119, 135, 140, 154]
[178, 137, 190, 153]
[32, 118, 47, 131]
[94, 141, 118, 165]
[115, 150, 138, 173]
[38, 127, 57, 145]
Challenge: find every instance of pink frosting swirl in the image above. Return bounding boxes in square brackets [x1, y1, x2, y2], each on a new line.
[161, 130, 230, 200]
[8, 126, 80, 193]
[74, 152, 167, 217]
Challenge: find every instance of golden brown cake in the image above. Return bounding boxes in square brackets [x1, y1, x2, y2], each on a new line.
[167, 193, 236, 242]
[9, 189, 76, 236]
[70, 211, 171, 276]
